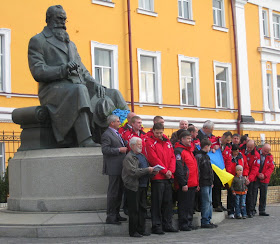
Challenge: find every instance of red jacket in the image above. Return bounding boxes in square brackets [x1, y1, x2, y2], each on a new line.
[123, 128, 146, 152]
[145, 134, 175, 180]
[215, 137, 232, 173]
[118, 122, 131, 136]
[240, 145, 260, 182]
[229, 152, 249, 176]
[257, 150, 275, 184]
[191, 138, 200, 152]
[174, 142, 199, 188]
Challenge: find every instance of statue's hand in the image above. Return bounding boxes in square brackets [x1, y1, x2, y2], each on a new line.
[97, 85, 105, 98]
[67, 61, 79, 73]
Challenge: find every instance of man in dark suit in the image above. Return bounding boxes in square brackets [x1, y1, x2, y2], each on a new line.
[28, 5, 128, 147]
[101, 115, 128, 224]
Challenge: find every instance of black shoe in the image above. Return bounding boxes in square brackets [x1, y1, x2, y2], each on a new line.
[221, 206, 228, 211]
[152, 229, 165, 235]
[236, 215, 242, 219]
[123, 208, 129, 216]
[139, 232, 151, 236]
[201, 224, 215, 229]
[209, 222, 218, 228]
[106, 220, 121, 225]
[130, 232, 143, 238]
[163, 227, 178, 232]
[247, 213, 253, 218]
[179, 226, 192, 231]
[252, 210, 257, 216]
[214, 206, 223, 212]
[259, 212, 269, 216]
[117, 216, 127, 221]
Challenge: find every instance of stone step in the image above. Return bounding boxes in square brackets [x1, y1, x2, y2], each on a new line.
[0, 209, 225, 238]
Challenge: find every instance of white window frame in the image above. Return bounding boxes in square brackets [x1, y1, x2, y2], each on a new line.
[0, 29, 11, 93]
[277, 75, 280, 110]
[266, 73, 273, 110]
[212, 0, 226, 28]
[213, 61, 233, 109]
[0, 142, 5, 177]
[137, 48, 162, 104]
[262, 10, 269, 37]
[177, 0, 195, 25]
[91, 0, 115, 8]
[178, 55, 200, 107]
[91, 41, 119, 89]
[273, 13, 280, 40]
[137, 0, 158, 17]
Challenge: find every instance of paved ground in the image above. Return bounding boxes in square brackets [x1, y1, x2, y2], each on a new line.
[0, 204, 279, 244]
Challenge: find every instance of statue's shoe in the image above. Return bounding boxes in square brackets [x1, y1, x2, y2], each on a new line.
[79, 138, 101, 147]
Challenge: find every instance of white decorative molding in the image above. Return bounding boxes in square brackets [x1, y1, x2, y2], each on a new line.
[235, 0, 248, 9]
[91, 0, 115, 8]
[90, 41, 119, 89]
[0, 107, 14, 122]
[138, 114, 280, 131]
[212, 25, 229, 33]
[177, 18, 195, 26]
[136, 8, 158, 17]
[248, 0, 280, 12]
[0, 92, 38, 98]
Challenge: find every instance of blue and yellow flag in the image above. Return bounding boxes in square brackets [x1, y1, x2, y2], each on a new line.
[208, 149, 234, 187]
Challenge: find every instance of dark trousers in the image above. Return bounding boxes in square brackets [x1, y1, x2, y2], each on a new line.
[227, 189, 235, 215]
[253, 180, 268, 213]
[212, 172, 222, 208]
[126, 187, 147, 236]
[151, 180, 173, 231]
[106, 175, 123, 221]
[177, 187, 196, 228]
[246, 182, 255, 214]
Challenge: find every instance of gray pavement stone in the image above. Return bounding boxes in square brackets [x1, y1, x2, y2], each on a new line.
[0, 204, 279, 243]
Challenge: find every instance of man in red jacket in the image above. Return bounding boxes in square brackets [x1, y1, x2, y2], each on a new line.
[174, 131, 199, 231]
[252, 144, 274, 216]
[145, 116, 165, 138]
[118, 112, 136, 136]
[123, 116, 146, 151]
[240, 140, 260, 217]
[145, 123, 177, 234]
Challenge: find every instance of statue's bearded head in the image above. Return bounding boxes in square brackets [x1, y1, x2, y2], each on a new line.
[46, 5, 70, 43]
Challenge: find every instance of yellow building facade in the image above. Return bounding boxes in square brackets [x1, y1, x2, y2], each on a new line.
[1, 0, 280, 166]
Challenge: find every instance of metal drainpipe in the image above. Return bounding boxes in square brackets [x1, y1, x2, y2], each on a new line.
[127, 0, 135, 112]
[230, 0, 241, 135]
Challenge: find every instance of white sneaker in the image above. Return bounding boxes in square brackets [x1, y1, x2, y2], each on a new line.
[228, 214, 235, 219]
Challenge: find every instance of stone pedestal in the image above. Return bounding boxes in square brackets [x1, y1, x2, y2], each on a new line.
[8, 148, 108, 212]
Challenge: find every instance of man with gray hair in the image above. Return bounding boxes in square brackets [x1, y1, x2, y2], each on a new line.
[122, 137, 155, 237]
[101, 115, 128, 224]
[197, 120, 215, 143]
[170, 120, 188, 146]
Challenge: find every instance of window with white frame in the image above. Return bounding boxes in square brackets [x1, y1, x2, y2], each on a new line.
[178, 55, 200, 106]
[213, 0, 224, 27]
[178, 0, 192, 20]
[273, 14, 280, 40]
[0, 143, 5, 177]
[214, 62, 233, 109]
[91, 41, 118, 89]
[266, 73, 273, 110]
[0, 29, 11, 93]
[137, 49, 162, 103]
[139, 0, 154, 12]
[277, 75, 280, 109]
[262, 10, 269, 37]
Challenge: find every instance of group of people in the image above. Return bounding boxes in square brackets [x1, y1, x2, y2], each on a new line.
[101, 113, 275, 238]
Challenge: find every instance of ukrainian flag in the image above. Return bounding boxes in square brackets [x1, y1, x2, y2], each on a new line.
[208, 149, 234, 187]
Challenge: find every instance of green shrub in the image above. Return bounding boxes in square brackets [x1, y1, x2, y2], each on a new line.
[0, 166, 9, 203]
[269, 165, 280, 186]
